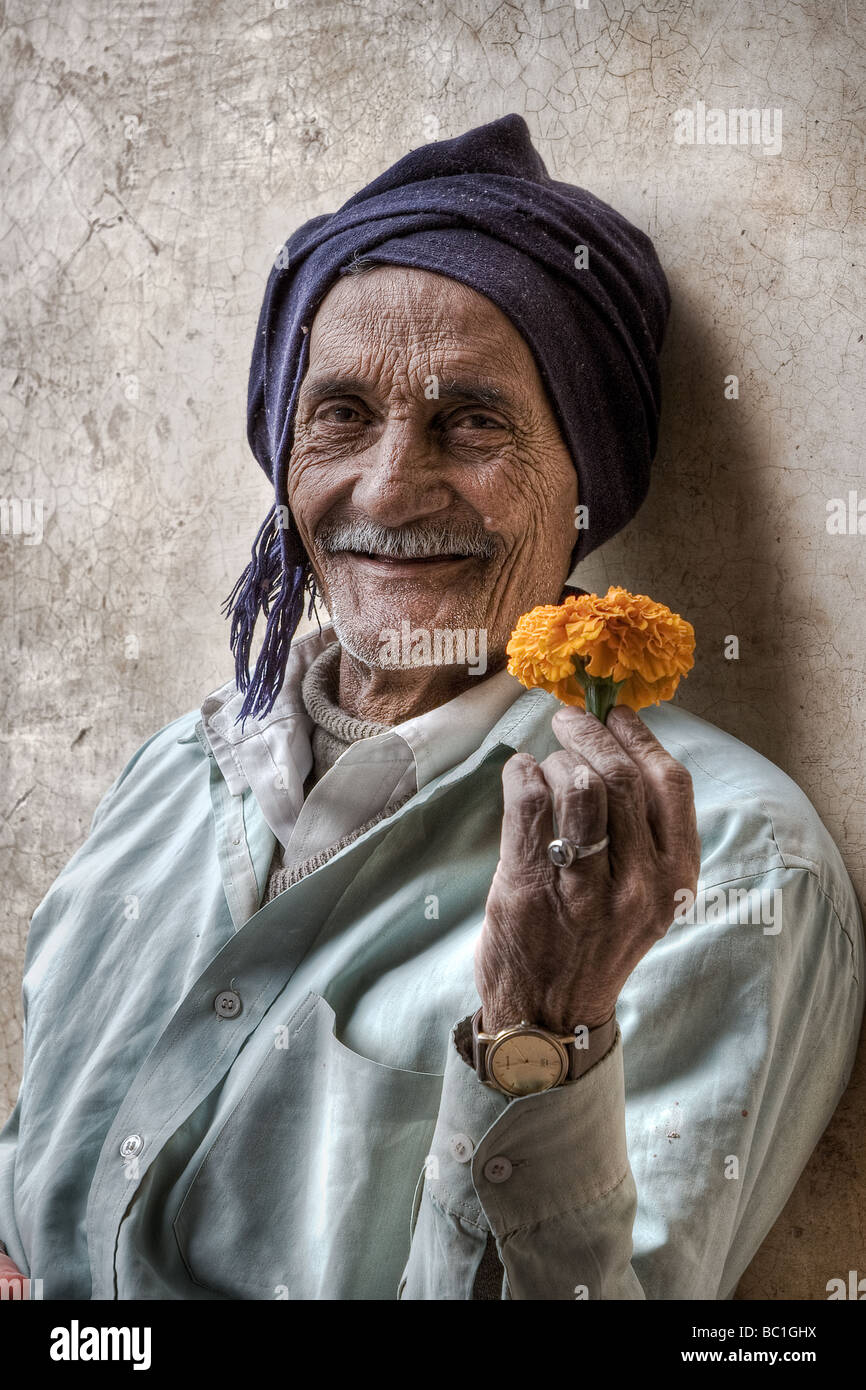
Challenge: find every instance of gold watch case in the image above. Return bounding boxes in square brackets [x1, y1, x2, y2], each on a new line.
[483, 1021, 571, 1096]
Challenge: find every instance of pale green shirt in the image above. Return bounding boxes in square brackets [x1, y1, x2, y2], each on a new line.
[1, 626, 862, 1299]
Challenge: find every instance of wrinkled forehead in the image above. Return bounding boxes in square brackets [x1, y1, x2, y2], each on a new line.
[304, 264, 544, 395]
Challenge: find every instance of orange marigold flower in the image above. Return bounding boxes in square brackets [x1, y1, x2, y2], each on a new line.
[506, 586, 695, 720]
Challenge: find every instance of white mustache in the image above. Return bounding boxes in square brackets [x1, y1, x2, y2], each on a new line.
[314, 517, 499, 561]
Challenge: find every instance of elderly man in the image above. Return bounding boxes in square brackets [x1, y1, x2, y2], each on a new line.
[1, 115, 862, 1301]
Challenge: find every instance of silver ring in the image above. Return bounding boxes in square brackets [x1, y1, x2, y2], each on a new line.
[547, 836, 609, 868]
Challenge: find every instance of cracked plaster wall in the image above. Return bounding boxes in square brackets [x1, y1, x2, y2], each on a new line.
[1, 0, 864, 1299]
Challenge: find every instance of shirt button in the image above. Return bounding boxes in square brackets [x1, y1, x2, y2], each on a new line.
[214, 989, 242, 1019]
[119, 1134, 143, 1159]
[448, 1133, 474, 1163]
[483, 1155, 513, 1184]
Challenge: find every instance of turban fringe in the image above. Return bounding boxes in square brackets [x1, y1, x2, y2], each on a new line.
[225, 114, 670, 723]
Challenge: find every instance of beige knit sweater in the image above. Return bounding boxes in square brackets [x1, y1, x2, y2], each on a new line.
[262, 641, 410, 904]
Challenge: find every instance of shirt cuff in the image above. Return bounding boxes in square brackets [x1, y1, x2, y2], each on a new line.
[428, 1014, 625, 1237]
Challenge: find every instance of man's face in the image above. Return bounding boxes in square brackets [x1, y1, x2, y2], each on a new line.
[288, 265, 578, 670]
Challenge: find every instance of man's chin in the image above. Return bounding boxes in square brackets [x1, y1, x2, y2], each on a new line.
[326, 607, 496, 674]
[324, 618, 391, 668]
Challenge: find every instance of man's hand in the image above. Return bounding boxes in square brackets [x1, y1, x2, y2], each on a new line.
[475, 704, 701, 1033]
[0, 1251, 30, 1297]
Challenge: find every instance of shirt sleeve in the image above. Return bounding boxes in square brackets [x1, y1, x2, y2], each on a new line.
[398, 864, 864, 1301]
[398, 1019, 639, 1300]
[0, 731, 176, 1276]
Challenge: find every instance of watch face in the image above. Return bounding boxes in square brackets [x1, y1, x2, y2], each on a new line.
[487, 1030, 568, 1096]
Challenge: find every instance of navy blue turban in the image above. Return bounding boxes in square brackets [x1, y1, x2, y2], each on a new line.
[226, 113, 670, 721]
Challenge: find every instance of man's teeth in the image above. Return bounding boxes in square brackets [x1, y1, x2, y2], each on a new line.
[362, 552, 462, 560]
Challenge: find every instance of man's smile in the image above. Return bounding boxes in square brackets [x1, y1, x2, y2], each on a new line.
[340, 550, 480, 576]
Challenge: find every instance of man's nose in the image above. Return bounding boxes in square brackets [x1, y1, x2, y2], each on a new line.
[350, 417, 452, 527]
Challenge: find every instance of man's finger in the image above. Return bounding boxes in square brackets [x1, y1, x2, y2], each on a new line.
[604, 707, 698, 858]
[551, 706, 649, 865]
[538, 750, 610, 881]
[497, 752, 554, 875]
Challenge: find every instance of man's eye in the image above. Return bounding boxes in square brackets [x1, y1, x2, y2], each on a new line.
[451, 412, 505, 431]
[316, 404, 364, 423]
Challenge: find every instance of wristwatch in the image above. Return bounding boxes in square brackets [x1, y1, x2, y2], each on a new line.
[469, 1007, 598, 1097]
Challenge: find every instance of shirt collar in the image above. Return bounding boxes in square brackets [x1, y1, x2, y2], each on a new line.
[199, 622, 526, 798]
[390, 664, 525, 789]
[201, 624, 335, 799]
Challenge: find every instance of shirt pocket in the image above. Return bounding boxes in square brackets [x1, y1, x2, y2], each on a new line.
[172, 990, 444, 1300]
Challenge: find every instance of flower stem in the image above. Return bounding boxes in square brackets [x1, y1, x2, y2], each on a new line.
[572, 659, 625, 723]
